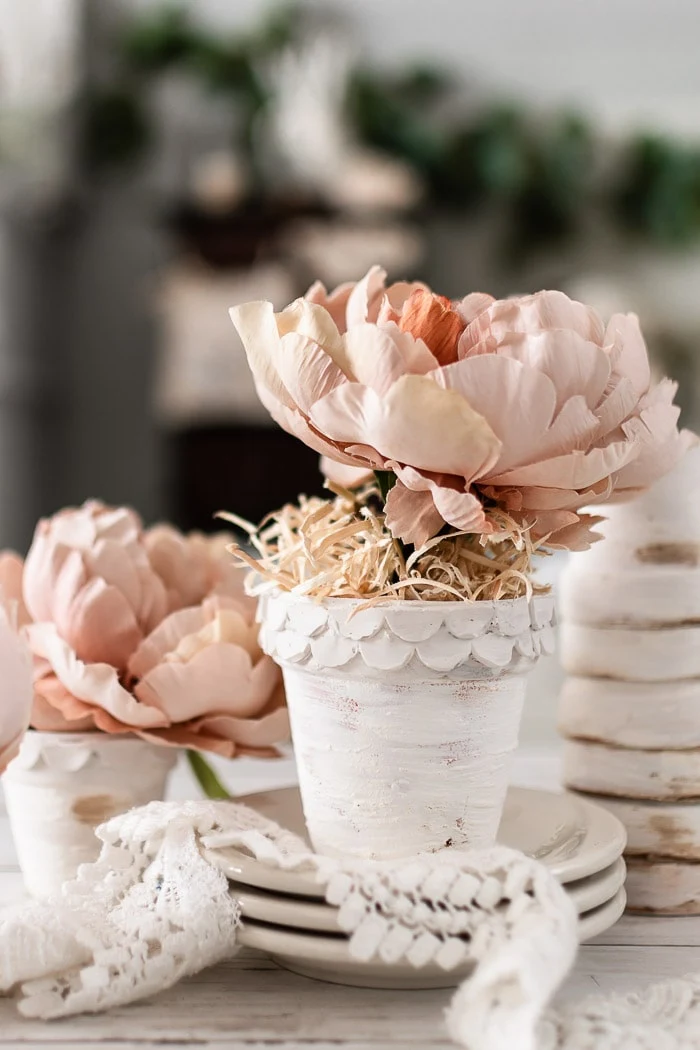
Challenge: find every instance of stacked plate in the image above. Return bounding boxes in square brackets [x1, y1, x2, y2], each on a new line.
[205, 786, 627, 989]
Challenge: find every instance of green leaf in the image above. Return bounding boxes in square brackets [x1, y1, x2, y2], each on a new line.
[187, 750, 232, 800]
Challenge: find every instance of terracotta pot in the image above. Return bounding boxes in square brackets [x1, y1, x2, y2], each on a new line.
[258, 590, 555, 860]
[3, 732, 178, 897]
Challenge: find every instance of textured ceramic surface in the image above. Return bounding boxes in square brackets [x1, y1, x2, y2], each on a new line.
[205, 785, 627, 892]
[258, 591, 557, 679]
[559, 622, 700, 682]
[558, 677, 700, 749]
[259, 592, 556, 859]
[625, 858, 700, 915]
[3, 732, 177, 897]
[232, 856, 626, 932]
[563, 739, 700, 801]
[578, 793, 700, 861]
[237, 889, 627, 989]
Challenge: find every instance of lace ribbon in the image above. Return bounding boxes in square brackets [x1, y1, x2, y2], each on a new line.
[5, 799, 689, 1050]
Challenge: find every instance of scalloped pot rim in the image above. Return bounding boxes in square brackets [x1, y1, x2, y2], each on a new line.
[262, 591, 553, 612]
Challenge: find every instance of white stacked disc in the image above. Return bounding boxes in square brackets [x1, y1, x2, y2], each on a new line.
[559, 445, 700, 914]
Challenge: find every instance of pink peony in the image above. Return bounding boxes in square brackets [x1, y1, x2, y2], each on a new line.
[23, 501, 169, 670]
[144, 526, 247, 611]
[231, 266, 693, 548]
[4, 505, 288, 759]
[0, 597, 33, 773]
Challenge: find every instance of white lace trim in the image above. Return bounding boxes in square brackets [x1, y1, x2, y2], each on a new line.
[0, 799, 695, 1050]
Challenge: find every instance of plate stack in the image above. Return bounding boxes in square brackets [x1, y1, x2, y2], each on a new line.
[205, 785, 626, 989]
[559, 446, 700, 914]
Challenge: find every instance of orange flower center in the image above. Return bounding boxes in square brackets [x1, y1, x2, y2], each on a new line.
[398, 289, 465, 364]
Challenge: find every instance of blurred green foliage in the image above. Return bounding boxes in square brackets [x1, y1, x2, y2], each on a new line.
[84, 2, 700, 252]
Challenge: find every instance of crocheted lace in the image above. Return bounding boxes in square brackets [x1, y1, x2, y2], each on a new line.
[0, 799, 696, 1049]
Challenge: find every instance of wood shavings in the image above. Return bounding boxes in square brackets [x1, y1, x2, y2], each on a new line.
[220, 483, 551, 603]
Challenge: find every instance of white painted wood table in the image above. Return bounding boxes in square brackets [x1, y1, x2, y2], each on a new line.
[0, 750, 697, 1050]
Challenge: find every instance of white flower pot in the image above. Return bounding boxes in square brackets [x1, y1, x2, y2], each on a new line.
[2, 732, 178, 897]
[258, 591, 555, 860]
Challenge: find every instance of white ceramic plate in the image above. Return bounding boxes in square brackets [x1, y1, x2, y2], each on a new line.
[206, 785, 626, 896]
[232, 857, 627, 933]
[237, 888, 627, 989]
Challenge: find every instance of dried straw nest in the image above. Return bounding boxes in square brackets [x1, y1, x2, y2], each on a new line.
[222, 481, 551, 603]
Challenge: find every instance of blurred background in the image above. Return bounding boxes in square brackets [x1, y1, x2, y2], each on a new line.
[3, 0, 700, 551]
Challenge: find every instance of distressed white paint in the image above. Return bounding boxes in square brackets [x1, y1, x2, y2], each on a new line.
[559, 567, 700, 627]
[576, 793, 700, 861]
[284, 667, 526, 859]
[559, 622, 700, 681]
[258, 594, 553, 861]
[626, 858, 700, 915]
[2, 733, 177, 897]
[563, 740, 700, 801]
[558, 677, 700, 749]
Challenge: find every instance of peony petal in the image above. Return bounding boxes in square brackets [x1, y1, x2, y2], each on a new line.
[398, 289, 465, 365]
[276, 299, 355, 377]
[384, 482, 445, 547]
[275, 331, 345, 413]
[491, 330, 611, 412]
[31, 681, 97, 732]
[320, 458, 374, 488]
[456, 292, 495, 325]
[58, 575, 143, 670]
[128, 606, 207, 679]
[134, 644, 259, 722]
[461, 290, 606, 354]
[25, 622, 167, 728]
[435, 355, 598, 472]
[0, 552, 30, 626]
[229, 300, 297, 409]
[345, 265, 388, 328]
[305, 278, 354, 332]
[605, 313, 651, 397]
[0, 603, 33, 772]
[310, 375, 501, 479]
[343, 324, 414, 395]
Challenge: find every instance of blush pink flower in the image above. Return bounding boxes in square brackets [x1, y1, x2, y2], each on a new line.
[22, 501, 169, 670]
[144, 526, 249, 611]
[231, 266, 693, 548]
[0, 599, 33, 772]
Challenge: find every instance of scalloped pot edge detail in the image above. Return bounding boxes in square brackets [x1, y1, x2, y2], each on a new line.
[7, 732, 179, 774]
[258, 592, 556, 679]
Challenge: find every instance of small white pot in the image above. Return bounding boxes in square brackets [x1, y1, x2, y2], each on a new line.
[258, 590, 555, 860]
[2, 732, 178, 897]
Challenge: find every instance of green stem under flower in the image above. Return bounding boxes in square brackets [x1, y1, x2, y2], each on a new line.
[187, 749, 232, 799]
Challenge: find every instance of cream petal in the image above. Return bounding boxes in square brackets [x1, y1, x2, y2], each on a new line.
[229, 300, 296, 409]
[276, 299, 355, 377]
[345, 265, 388, 327]
[275, 331, 345, 413]
[343, 324, 412, 395]
[22, 528, 72, 623]
[320, 458, 374, 488]
[255, 382, 367, 467]
[384, 482, 445, 546]
[134, 644, 257, 722]
[198, 706, 290, 749]
[605, 313, 651, 397]
[310, 375, 501, 479]
[86, 538, 145, 617]
[377, 323, 438, 374]
[25, 622, 167, 728]
[431, 486, 490, 533]
[613, 425, 697, 492]
[590, 376, 638, 440]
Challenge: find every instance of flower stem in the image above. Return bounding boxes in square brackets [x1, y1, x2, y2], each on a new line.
[187, 749, 232, 799]
[374, 469, 396, 506]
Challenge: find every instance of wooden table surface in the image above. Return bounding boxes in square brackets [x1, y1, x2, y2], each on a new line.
[1, 751, 697, 1050]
